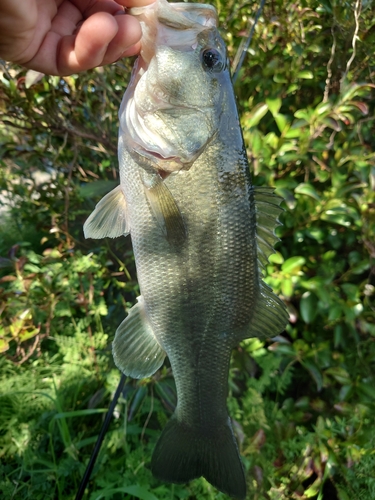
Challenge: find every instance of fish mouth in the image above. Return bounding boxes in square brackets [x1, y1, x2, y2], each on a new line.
[132, 144, 194, 173]
[131, 125, 217, 174]
[129, 1, 218, 66]
[124, 79, 210, 172]
[119, 1, 220, 173]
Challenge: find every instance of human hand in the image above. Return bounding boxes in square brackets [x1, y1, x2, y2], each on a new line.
[0, 0, 154, 76]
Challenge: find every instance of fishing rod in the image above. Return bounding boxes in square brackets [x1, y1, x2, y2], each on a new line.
[232, 0, 267, 84]
[75, 373, 127, 500]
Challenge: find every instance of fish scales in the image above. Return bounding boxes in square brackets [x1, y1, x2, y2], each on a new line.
[84, 1, 289, 498]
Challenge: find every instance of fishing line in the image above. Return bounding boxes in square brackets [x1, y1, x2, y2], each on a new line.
[232, 0, 266, 84]
[75, 373, 127, 500]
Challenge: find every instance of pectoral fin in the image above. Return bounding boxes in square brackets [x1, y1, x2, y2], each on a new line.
[112, 296, 166, 379]
[83, 185, 129, 239]
[141, 172, 186, 245]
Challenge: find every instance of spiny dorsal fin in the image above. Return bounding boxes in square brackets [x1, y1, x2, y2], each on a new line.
[83, 185, 130, 239]
[254, 186, 284, 269]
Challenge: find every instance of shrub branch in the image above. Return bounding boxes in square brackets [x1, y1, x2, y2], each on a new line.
[340, 0, 362, 90]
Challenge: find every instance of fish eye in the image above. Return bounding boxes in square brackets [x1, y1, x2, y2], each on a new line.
[201, 48, 224, 72]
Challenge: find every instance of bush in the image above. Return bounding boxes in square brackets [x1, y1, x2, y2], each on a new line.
[0, 1, 374, 499]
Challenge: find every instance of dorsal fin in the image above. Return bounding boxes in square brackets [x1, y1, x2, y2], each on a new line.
[235, 186, 289, 342]
[254, 186, 284, 269]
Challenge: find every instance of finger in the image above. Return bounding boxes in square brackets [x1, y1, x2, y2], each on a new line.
[75, 0, 125, 17]
[118, 40, 141, 58]
[100, 12, 142, 65]
[50, 1, 82, 36]
[57, 12, 141, 75]
[116, 0, 156, 7]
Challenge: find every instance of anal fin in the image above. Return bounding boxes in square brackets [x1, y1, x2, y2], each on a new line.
[84, 185, 129, 239]
[112, 296, 166, 379]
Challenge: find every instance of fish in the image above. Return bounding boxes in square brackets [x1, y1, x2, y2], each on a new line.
[84, 0, 289, 498]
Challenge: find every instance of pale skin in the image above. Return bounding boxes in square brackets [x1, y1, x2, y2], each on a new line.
[0, 0, 154, 76]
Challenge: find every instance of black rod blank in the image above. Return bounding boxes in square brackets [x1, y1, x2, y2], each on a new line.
[75, 373, 127, 500]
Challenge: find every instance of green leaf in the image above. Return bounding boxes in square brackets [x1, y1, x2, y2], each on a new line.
[357, 381, 375, 400]
[266, 97, 282, 116]
[315, 101, 332, 115]
[53, 409, 108, 419]
[128, 386, 147, 420]
[334, 325, 345, 348]
[325, 367, 351, 385]
[340, 82, 375, 102]
[268, 252, 284, 264]
[322, 116, 342, 131]
[300, 292, 318, 324]
[281, 256, 306, 274]
[297, 70, 314, 79]
[268, 342, 296, 357]
[274, 113, 289, 133]
[245, 102, 269, 128]
[321, 203, 355, 226]
[294, 108, 312, 121]
[93, 485, 159, 500]
[0, 338, 10, 353]
[336, 488, 351, 500]
[281, 278, 294, 298]
[295, 183, 321, 201]
[155, 379, 177, 411]
[273, 74, 288, 83]
[19, 328, 39, 342]
[328, 305, 343, 322]
[302, 360, 323, 391]
[304, 478, 321, 497]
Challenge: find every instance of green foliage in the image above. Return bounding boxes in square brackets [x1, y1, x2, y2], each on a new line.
[0, 1, 374, 499]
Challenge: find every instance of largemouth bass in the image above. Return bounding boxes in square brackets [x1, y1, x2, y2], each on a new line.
[84, 0, 289, 498]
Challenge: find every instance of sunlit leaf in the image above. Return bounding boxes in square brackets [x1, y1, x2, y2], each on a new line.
[295, 183, 321, 201]
[244, 102, 269, 128]
[281, 256, 306, 274]
[0, 338, 9, 353]
[297, 70, 314, 79]
[266, 97, 282, 116]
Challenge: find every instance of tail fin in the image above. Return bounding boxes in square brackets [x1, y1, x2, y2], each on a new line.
[151, 416, 246, 500]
